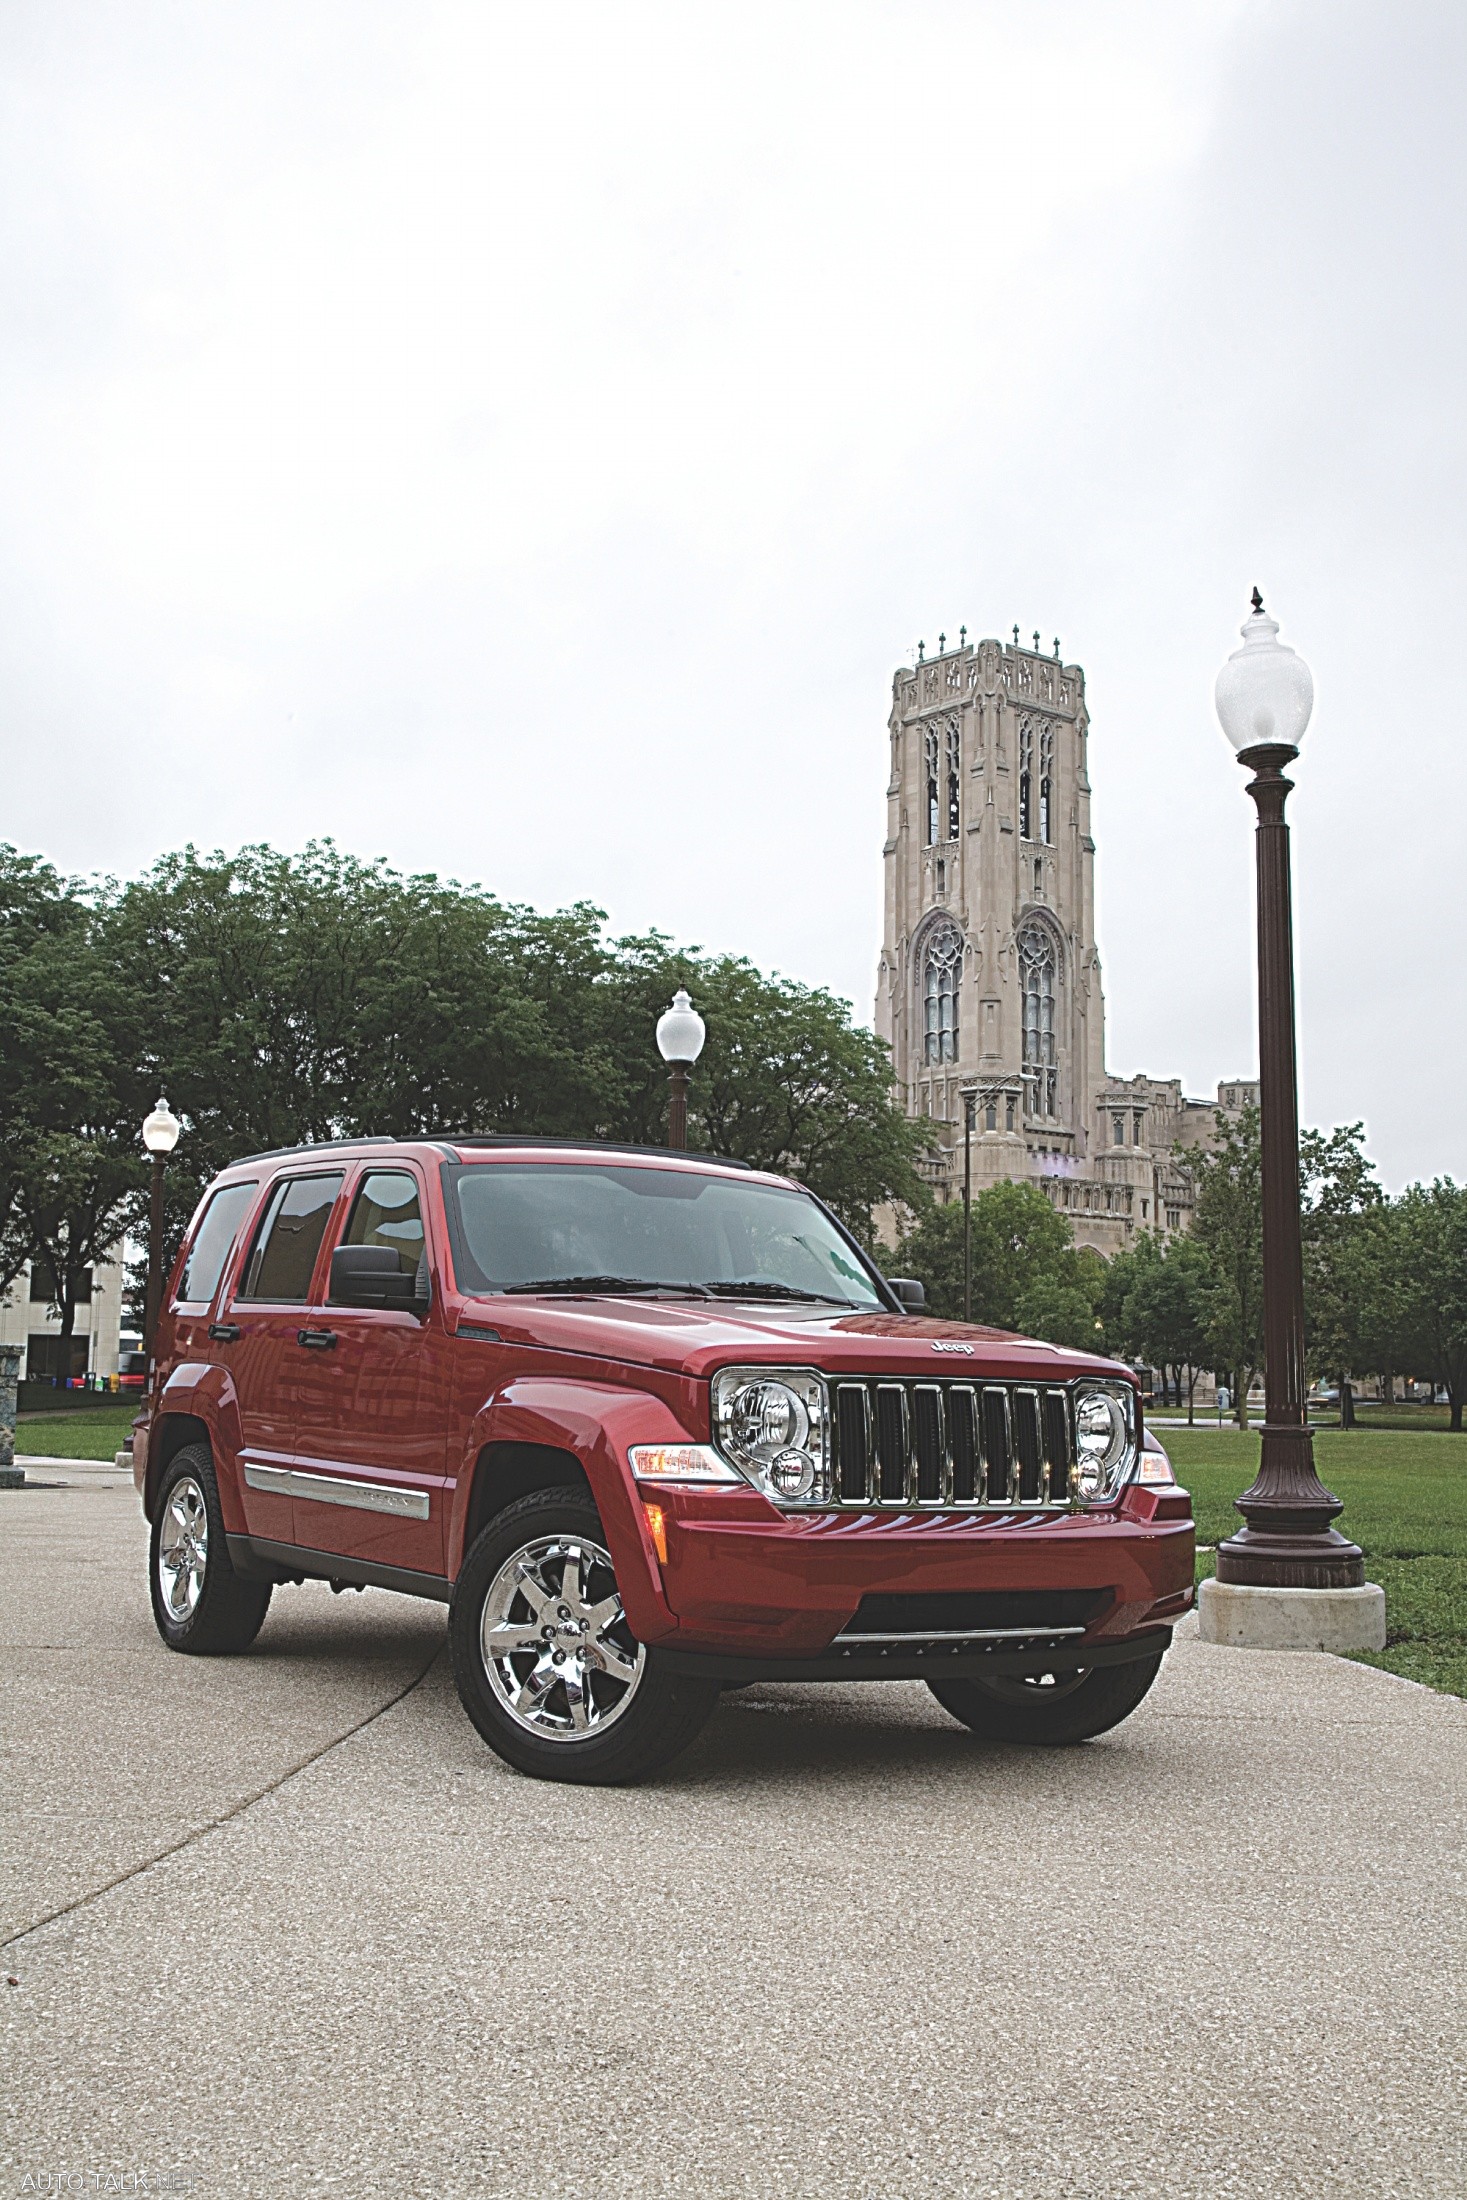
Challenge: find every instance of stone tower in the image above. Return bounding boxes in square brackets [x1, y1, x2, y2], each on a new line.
[875, 631, 1220, 1255]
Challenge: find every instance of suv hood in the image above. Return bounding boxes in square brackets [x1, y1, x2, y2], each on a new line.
[454, 1295, 1130, 1386]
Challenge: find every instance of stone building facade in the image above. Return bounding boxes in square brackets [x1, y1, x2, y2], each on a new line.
[875, 630, 1253, 1257]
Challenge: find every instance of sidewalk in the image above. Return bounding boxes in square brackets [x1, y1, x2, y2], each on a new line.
[3, 1477, 1463, 2198]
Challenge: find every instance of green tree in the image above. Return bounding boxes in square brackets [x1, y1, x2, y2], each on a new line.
[1108, 1231, 1214, 1420]
[0, 847, 144, 1362]
[1376, 1181, 1467, 1431]
[1300, 1121, 1384, 1427]
[1186, 1105, 1264, 1425]
[895, 1179, 1100, 1338]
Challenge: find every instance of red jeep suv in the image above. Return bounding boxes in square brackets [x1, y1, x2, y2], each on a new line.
[134, 1136, 1194, 1783]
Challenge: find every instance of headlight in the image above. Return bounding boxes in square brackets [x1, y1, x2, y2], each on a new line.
[711, 1367, 829, 1505]
[1071, 1383, 1137, 1504]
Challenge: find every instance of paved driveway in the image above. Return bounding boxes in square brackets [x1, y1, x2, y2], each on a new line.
[3, 1468, 1463, 2199]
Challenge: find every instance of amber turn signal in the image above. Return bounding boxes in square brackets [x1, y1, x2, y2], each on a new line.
[642, 1501, 668, 1565]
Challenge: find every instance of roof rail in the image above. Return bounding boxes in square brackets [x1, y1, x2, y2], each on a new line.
[439, 1135, 757, 1169]
[226, 1132, 758, 1171]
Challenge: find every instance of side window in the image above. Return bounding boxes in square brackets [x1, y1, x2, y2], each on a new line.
[177, 1182, 260, 1306]
[336, 1172, 425, 1294]
[237, 1174, 345, 1303]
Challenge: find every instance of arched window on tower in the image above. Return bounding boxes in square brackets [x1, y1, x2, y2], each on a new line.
[946, 719, 961, 840]
[1019, 720, 1033, 840]
[924, 726, 940, 845]
[921, 922, 963, 1064]
[1039, 725, 1053, 844]
[1018, 922, 1058, 1116]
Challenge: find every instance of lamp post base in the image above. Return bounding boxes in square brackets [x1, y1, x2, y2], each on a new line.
[1198, 1578, 1386, 1653]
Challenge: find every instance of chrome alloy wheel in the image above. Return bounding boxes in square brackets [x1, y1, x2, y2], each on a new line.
[480, 1534, 647, 1743]
[157, 1474, 209, 1623]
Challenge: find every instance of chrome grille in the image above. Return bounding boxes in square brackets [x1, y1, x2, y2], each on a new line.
[831, 1380, 1074, 1508]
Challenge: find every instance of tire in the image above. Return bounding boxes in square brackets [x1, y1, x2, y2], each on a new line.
[927, 1647, 1166, 1746]
[450, 1485, 719, 1785]
[149, 1443, 273, 1656]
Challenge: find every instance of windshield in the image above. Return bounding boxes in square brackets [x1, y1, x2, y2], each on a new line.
[445, 1163, 885, 1309]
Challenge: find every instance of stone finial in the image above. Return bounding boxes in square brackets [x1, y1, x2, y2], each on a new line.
[959, 625, 967, 646]
[1033, 631, 1041, 651]
[938, 632, 946, 652]
[917, 640, 925, 661]
[1053, 637, 1061, 660]
[1012, 625, 1019, 646]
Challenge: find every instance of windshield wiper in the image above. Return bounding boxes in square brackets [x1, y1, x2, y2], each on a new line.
[699, 1280, 854, 1304]
[500, 1275, 708, 1297]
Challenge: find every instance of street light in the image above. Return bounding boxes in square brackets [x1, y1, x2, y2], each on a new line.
[141, 1096, 181, 1356]
[655, 991, 705, 1150]
[1200, 594, 1383, 1651]
[962, 1090, 977, 1322]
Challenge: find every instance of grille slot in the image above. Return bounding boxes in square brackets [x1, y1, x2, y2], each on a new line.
[831, 1379, 1075, 1509]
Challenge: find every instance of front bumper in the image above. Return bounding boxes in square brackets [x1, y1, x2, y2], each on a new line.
[641, 1481, 1195, 1661]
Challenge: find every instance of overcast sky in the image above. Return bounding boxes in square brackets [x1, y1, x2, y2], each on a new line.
[1, 1, 1462, 1189]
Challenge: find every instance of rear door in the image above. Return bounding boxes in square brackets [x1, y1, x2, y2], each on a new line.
[222, 1171, 346, 1544]
[283, 1164, 450, 1578]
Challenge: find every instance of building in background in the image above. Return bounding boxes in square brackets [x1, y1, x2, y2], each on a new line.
[0, 1251, 126, 1384]
[876, 629, 1255, 1255]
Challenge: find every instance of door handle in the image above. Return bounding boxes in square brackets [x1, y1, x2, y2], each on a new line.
[208, 1322, 242, 1343]
[297, 1328, 338, 1351]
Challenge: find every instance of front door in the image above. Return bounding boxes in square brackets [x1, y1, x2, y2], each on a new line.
[223, 1170, 346, 1546]
[283, 1165, 449, 1579]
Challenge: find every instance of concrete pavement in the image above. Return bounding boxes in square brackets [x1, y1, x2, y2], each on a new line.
[2, 1476, 1464, 2199]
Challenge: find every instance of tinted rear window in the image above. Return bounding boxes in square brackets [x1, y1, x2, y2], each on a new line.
[177, 1182, 260, 1307]
[238, 1174, 344, 1302]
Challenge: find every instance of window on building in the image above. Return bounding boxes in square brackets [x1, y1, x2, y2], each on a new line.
[1133, 1111, 1144, 1144]
[934, 857, 945, 895]
[1018, 922, 1057, 1116]
[921, 922, 963, 1064]
[1141, 1199, 1149, 1219]
[1166, 1206, 1181, 1230]
[1112, 1113, 1125, 1146]
[29, 1262, 92, 1304]
[1018, 720, 1033, 840]
[925, 725, 939, 845]
[1039, 725, 1053, 843]
[984, 1099, 997, 1131]
[1005, 1093, 1017, 1131]
[946, 719, 961, 840]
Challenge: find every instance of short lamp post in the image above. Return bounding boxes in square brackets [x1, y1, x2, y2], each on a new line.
[655, 991, 706, 1150]
[141, 1097, 181, 1356]
[1199, 595, 1384, 1652]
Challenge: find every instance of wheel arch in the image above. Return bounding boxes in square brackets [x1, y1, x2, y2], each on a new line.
[145, 1412, 212, 1520]
[462, 1441, 594, 1557]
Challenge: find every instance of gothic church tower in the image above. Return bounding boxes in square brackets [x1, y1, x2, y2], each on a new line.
[875, 631, 1215, 1254]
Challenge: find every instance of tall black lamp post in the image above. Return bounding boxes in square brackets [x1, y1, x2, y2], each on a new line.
[141, 1096, 181, 1356]
[655, 991, 706, 1150]
[1200, 596, 1383, 1651]
[962, 1090, 978, 1322]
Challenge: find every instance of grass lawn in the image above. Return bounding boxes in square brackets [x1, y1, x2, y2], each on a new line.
[1163, 1425, 1467, 1700]
[15, 1404, 138, 1461]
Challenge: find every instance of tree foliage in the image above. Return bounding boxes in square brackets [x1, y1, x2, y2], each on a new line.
[0, 840, 930, 1340]
[894, 1180, 1104, 1344]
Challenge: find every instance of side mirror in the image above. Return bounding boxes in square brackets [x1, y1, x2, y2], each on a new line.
[887, 1277, 926, 1313]
[330, 1245, 428, 1313]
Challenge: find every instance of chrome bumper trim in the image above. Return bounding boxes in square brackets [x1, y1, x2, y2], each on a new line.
[830, 1623, 1089, 1648]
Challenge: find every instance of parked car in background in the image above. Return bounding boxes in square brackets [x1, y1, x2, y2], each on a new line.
[118, 1351, 149, 1390]
[131, 1135, 1194, 1785]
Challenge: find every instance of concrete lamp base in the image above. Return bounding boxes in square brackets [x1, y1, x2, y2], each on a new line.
[1198, 1578, 1386, 1653]
[0, 1466, 25, 1491]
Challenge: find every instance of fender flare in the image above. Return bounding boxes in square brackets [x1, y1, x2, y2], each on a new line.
[450, 1376, 695, 1644]
[148, 1364, 246, 1529]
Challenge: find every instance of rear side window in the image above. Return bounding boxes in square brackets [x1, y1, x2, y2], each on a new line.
[340, 1171, 425, 1282]
[237, 1174, 344, 1302]
[177, 1182, 260, 1307]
